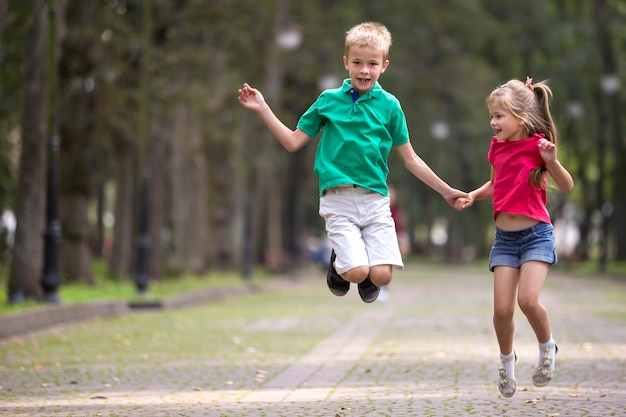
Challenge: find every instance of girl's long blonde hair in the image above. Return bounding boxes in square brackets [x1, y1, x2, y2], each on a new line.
[486, 77, 556, 189]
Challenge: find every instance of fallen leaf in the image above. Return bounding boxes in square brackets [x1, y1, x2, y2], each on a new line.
[524, 397, 541, 404]
[41, 383, 52, 388]
[548, 413, 560, 417]
[193, 387, 203, 391]
[90, 395, 108, 400]
[519, 387, 528, 392]
[568, 393, 578, 397]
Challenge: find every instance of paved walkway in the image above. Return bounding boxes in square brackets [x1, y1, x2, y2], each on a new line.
[1, 262, 625, 416]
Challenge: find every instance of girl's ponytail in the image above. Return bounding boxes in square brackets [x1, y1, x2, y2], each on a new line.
[526, 78, 557, 189]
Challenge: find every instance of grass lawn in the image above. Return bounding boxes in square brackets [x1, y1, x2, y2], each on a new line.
[0, 260, 266, 316]
[0, 257, 624, 317]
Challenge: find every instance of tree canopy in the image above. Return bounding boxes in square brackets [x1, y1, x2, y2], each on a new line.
[1, 0, 624, 299]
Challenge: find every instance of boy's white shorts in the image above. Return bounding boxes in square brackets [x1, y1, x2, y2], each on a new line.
[319, 185, 404, 274]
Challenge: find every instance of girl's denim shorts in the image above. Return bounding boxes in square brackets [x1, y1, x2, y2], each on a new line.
[488, 222, 557, 272]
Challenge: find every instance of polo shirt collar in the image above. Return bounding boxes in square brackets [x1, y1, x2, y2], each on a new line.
[341, 78, 382, 100]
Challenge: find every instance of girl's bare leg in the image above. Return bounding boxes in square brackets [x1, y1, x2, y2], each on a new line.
[517, 261, 551, 343]
[493, 266, 520, 355]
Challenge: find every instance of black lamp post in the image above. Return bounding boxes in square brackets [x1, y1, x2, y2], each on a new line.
[135, 172, 150, 294]
[135, 0, 151, 295]
[41, 0, 61, 303]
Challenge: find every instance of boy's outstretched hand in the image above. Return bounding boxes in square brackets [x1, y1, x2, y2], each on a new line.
[237, 83, 266, 112]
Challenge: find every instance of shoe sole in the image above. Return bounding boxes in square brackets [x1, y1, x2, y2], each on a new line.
[358, 287, 380, 303]
[328, 285, 349, 297]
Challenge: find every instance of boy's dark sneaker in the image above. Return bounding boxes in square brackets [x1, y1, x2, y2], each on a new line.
[358, 276, 379, 303]
[327, 250, 350, 296]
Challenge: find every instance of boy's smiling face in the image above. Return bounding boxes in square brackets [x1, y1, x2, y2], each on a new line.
[343, 45, 389, 95]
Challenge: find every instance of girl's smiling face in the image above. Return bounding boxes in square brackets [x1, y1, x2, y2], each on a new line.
[488, 102, 528, 141]
[343, 45, 389, 95]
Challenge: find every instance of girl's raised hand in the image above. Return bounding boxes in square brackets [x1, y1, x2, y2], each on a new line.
[538, 138, 557, 164]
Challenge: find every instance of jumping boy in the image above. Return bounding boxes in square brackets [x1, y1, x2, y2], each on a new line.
[237, 22, 466, 302]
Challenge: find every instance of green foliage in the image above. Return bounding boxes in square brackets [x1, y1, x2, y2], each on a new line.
[1, 0, 626, 294]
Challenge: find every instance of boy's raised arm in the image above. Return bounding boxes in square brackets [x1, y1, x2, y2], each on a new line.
[237, 83, 311, 152]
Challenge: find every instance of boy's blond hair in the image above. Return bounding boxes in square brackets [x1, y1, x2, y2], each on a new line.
[345, 22, 392, 60]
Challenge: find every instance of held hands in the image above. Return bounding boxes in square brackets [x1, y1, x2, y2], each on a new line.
[237, 83, 266, 112]
[453, 195, 475, 211]
[445, 188, 471, 211]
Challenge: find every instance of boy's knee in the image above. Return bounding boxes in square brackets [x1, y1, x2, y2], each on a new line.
[369, 265, 392, 287]
[342, 266, 369, 283]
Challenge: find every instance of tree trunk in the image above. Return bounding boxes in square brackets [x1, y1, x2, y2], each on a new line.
[0, 0, 8, 54]
[58, 0, 97, 284]
[8, 0, 47, 301]
[59, 194, 93, 283]
[257, 0, 290, 271]
[147, 132, 163, 281]
[108, 145, 136, 279]
[593, 0, 626, 261]
[166, 102, 210, 274]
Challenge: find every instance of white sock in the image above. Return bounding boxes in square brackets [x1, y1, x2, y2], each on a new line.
[538, 336, 556, 370]
[500, 351, 516, 378]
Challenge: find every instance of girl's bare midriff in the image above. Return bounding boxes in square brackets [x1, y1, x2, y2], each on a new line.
[495, 212, 540, 231]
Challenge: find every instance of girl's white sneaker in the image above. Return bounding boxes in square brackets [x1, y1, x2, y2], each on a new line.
[533, 344, 558, 387]
[498, 352, 517, 398]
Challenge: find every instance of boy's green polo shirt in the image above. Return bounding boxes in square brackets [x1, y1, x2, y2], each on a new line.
[297, 79, 410, 197]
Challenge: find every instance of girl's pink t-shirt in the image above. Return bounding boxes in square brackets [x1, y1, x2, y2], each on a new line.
[488, 133, 551, 224]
